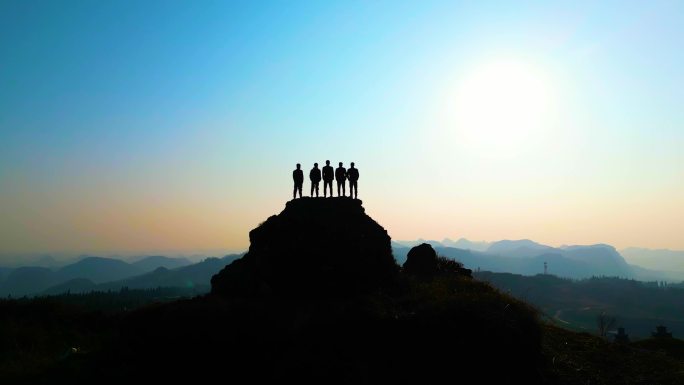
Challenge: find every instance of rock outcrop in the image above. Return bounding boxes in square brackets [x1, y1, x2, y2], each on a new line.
[403, 243, 473, 278]
[211, 197, 399, 298]
[403, 243, 440, 276]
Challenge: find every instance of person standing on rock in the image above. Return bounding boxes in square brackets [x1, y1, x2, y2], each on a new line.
[292, 163, 304, 199]
[335, 162, 347, 197]
[309, 162, 321, 197]
[347, 162, 359, 199]
[322, 160, 334, 197]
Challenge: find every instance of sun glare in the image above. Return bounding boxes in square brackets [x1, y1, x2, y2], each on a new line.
[448, 59, 553, 158]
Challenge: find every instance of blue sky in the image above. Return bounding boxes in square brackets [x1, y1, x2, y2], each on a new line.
[1, 1, 683, 255]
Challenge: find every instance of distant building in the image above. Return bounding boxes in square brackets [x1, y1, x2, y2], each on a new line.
[652, 325, 673, 338]
[614, 327, 630, 343]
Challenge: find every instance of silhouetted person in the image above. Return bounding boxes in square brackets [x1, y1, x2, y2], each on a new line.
[347, 162, 359, 199]
[292, 163, 303, 199]
[309, 163, 321, 197]
[335, 162, 347, 197]
[322, 160, 334, 197]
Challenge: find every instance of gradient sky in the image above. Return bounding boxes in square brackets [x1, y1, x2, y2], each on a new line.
[1, 0, 683, 257]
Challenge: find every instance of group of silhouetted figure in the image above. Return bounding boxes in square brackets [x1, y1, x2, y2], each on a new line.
[293, 160, 359, 199]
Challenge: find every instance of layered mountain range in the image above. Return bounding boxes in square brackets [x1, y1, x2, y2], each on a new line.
[393, 239, 684, 281]
[0, 255, 240, 296]
[2, 237, 683, 297]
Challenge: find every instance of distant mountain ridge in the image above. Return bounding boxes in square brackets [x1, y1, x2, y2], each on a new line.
[621, 247, 684, 272]
[392, 239, 683, 281]
[58, 257, 143, 284]
[41, 255, 241, 295]
[0, 255, 196, 296]
[99, 256, 239, 292]
[442, 238, 491, 251]
[130, 255, 192, 271]
[1, 267, 56, 296]
[486, 239, 557, 257]
[394, 238, 491, 250]
[4, 240, 684, 297]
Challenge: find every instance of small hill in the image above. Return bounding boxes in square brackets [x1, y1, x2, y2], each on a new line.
[42, 278, 96, 295]
[0, 267, 58, 296]
[56, 257, 143, 284]
[0, 267, 14, 281]
[99, 255, 239, 291]
[130, 256, 192, 271]
[632, 337, 684, 360]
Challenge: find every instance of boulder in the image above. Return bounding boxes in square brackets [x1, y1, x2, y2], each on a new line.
[403, 243, 439, 276]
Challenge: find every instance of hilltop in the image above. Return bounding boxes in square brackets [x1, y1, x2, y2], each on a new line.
[211, 197, 398, 298]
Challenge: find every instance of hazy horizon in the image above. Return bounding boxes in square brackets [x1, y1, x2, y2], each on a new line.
[2, 234, 682, 264]
[2, 1, 683, 255]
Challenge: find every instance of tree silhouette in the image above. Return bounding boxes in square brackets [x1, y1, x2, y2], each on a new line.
[597, 311, 617, 337]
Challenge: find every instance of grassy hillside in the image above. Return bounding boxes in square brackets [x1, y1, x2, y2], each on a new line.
[542, 325, 684, 385]
[476, 271, 684, 338]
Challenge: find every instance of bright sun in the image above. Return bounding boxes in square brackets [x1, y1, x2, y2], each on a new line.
[448, 59, 553, 158]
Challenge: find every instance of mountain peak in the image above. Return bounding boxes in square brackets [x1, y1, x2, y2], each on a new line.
[487, 239, 553, 253]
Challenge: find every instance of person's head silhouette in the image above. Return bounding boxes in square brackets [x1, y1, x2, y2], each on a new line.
[351, 162, 355, 168]
[314, 162, 318, 167]
[296, 163, 301, 169]
[326, 160, 330, 166]
[339, 162, 343, 167]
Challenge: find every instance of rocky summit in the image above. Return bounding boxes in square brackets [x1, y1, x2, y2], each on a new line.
[211, 197, 399, 297]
